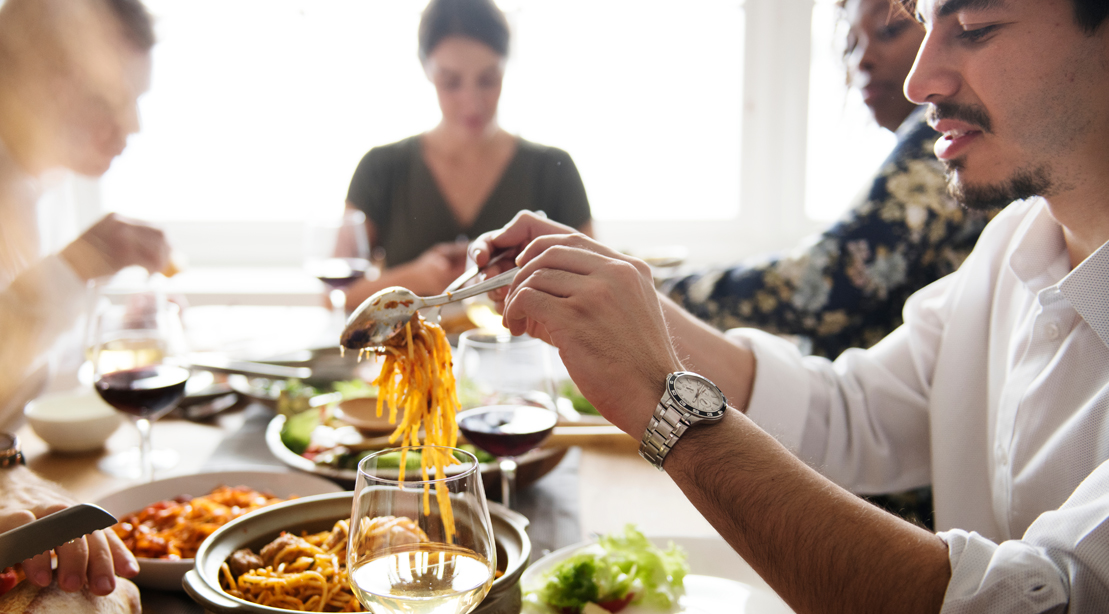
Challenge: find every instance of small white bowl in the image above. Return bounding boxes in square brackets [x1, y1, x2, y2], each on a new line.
[24, 388, 123, 453]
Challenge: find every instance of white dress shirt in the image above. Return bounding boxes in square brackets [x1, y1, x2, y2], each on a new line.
[0, 145, 87, 429]
[730, 197, 1109, 612]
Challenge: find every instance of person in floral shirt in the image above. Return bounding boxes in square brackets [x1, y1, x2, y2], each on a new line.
[665, 0, 993, 362]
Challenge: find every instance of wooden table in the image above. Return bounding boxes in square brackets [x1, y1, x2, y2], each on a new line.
[17, 412, 719, 541]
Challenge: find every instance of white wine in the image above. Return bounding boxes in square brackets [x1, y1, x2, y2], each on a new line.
[349, 543, 494, 614]
[93, 337, 165, 373]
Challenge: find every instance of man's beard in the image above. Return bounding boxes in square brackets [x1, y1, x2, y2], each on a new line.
[943, 159, 1053, 212]
[927, 102, 1053, 211]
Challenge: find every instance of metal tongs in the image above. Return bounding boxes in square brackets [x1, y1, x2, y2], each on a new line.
[340, 251, 516, 350]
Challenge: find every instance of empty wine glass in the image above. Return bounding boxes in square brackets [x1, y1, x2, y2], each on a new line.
[304, 209, 372, 321]
[349, 445, 496, 614]
[454, 331, 558, 509]
[89, 283, 189, 482]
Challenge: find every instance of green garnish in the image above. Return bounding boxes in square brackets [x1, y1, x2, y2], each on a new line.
[559, 381, 601, 416]
[529, 524, 688, 613]
[280, 407, 319, 455]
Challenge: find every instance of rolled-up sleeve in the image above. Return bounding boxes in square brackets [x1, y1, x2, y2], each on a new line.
[726, 274, 949, 494]
[938, 459, 1109, 613]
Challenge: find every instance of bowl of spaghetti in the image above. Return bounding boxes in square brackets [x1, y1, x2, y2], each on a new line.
[184, 491, 531, 614]
[95, 470, 344, 591]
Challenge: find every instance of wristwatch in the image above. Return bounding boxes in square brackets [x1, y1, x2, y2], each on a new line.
[639, 371, 727, 471]
[0, 432, 24, 468]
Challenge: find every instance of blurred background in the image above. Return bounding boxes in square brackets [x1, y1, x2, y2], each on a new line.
[39, 0, 893, 305]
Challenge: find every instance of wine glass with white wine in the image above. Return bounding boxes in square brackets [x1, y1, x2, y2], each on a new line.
[348, 446, 496, 614]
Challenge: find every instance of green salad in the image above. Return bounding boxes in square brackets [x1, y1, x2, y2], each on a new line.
[559, 381, 601, 416]
[526, 524, 688, 613]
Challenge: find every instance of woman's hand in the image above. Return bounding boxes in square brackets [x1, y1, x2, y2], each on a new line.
[392, 241, 469, 296]
[500, 232, 683, 440]
[0, 504, 138, 596]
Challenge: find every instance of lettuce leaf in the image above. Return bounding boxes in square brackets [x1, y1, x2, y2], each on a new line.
[530, 524, 688, 613]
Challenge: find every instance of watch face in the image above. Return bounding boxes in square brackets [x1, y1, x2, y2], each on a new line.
[0, 432, 14, 451]
[669, 373, 726, 418]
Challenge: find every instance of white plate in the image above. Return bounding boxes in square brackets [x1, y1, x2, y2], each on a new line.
[95, 469, 343, 591]
[521, 536, 795, 614]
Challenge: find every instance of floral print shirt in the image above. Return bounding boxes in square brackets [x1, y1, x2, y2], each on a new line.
[665, 107, 994, 358]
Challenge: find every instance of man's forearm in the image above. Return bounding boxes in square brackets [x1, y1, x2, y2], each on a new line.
[658, 293, 756, 410]
[665, 409, 951, 614]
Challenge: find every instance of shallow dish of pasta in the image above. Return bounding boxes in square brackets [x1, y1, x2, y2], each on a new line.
[95, 470, 343, 591]
[184, 491, 531, 614]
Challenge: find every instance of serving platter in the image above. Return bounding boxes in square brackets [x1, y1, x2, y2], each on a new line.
[264, 414, 568, 488]
[521, 535, 795, 614]
[94, 469, 343, 591]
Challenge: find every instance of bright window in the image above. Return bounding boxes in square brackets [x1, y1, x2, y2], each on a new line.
[804, 0, 896, 221]
[101, 0, 744, 225]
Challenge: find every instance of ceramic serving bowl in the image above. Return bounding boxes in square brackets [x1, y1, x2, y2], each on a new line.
[24, 387, 122, 453]
[95, 470, 344, 591]
[184, 491, 531, 614]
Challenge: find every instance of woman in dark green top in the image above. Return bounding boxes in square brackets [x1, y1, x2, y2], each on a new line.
[343, 0, 592, 307]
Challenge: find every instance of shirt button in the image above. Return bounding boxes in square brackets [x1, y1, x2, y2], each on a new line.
[996, 443, 1008, 465]
[1045, 323, 1061, 340]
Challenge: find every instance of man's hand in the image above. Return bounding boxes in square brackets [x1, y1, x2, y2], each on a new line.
[469, 210, 576, 307]
[0, 504, 137, 596]
[499, 232, 683, 440]
[59, 213, 170, 281]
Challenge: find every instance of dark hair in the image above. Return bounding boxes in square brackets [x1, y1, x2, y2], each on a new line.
[101, 0, 155, 51]
[418, 0, 509, 62]
[897, 0, 1107, 33]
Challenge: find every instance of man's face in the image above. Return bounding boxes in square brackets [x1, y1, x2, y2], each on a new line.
[905, 0, 1109, 210]
[59, 45, 151, 177]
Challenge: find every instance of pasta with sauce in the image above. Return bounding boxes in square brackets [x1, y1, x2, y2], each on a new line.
[112, 485, 287, 560]
[219, 516, 427, 612]
[362, 313, 462, 538]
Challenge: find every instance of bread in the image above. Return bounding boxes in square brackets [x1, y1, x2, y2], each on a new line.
[0, 578, 140, 614]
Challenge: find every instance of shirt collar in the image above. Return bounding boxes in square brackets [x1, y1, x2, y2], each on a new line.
[1008, 197, 1109, 349]
[1060, 237, 1109, 350]
[1008, 198, 1068, 292]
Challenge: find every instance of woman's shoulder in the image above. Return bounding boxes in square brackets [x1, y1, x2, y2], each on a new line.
[514, 137, 576, 165]
[361, 135, 420, 164]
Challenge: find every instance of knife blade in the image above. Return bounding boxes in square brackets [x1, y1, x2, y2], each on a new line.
[0, 504, 117, 570]
[186, 352, 312, 380]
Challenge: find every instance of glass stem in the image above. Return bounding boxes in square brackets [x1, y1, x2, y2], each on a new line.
[135, 417, 154, 482]
[500, 457, 518, 509]
[329, 289, 346, 314]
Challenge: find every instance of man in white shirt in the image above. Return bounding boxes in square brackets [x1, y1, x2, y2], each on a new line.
[470, 0, 1109, 611]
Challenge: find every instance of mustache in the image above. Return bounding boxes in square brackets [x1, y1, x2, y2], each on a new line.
[927, 102, 992, 134]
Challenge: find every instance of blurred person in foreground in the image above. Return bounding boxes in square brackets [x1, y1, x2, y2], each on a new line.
[473, 0, 1109, 609]
[341, 0, 592, 308]
[0, 0, 170, 428]
[666, 0, 991, 361]
[0, 0, 169, 608]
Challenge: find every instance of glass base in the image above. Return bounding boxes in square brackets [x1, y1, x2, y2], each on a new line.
[98, 447, 179, 480]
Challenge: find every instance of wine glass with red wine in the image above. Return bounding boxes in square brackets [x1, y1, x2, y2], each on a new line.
[454, 331, 559, 508]
[89, 285, 189, 482]
[303, 209, 372, 323]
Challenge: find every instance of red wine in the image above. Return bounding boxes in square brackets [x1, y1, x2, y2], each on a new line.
[457, 406, 558, 458]
[95, 365, 190, 420]
[307, 258, 371, 289]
